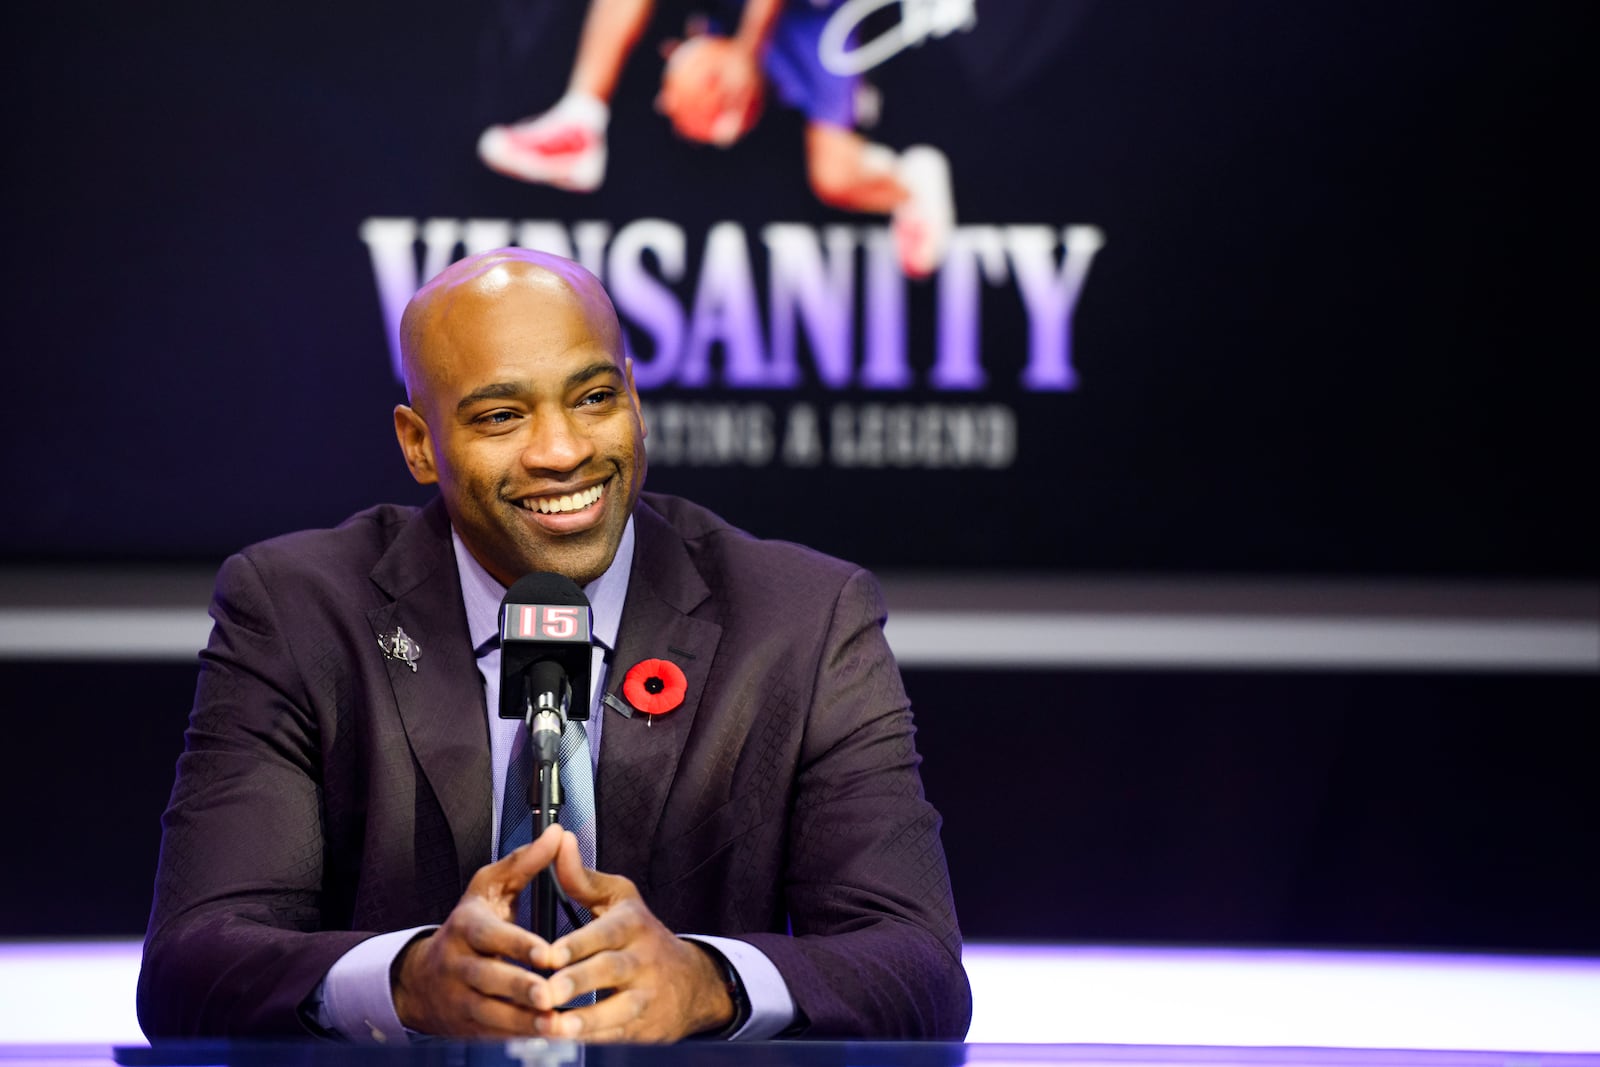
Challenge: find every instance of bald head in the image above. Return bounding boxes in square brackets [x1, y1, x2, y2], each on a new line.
[399, 248, 624, 415]
[389, 245, 645, 586]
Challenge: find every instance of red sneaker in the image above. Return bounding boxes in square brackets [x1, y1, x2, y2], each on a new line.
[893, 145, 956, 278]
[477, 93, 609, 192]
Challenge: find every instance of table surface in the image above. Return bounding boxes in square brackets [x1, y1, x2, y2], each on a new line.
[3, 1043, 1599, 1067]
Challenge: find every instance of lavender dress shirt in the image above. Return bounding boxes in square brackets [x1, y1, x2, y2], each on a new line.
[312, 520, 796, 1042]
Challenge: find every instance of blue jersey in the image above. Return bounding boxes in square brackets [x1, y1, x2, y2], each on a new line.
[706, 0, 859, 128]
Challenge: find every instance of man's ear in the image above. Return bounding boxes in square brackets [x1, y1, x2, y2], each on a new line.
[624, 357, 646, 440]
[393, 404, 439, 485]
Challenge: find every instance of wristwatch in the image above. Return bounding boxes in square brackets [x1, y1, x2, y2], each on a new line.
[692, 942, 752, 1039]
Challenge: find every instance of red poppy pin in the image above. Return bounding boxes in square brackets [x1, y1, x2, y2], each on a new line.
[622, 658, 688, 717]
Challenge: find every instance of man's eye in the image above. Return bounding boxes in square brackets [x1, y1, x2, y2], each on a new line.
[477, 410, 517, 425]
[579, 389, 616, 407]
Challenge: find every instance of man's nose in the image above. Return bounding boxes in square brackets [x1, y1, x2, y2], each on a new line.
[520, 409, 596, 473]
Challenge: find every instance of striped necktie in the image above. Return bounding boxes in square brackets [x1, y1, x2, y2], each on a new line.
[498, 713, 597, 936]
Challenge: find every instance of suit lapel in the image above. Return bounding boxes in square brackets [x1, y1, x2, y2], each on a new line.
[367, 499, 493, 893]
[597, 502, 723, 887]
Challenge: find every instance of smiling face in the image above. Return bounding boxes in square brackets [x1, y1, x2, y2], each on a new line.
[393, 250, 646, 588]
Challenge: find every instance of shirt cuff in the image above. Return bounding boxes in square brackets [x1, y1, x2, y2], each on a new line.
[682, 935, 796, 1040]
[313, 926, 436, 1043]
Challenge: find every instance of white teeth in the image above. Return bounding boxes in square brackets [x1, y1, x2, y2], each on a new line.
[527, 484, 602, 515]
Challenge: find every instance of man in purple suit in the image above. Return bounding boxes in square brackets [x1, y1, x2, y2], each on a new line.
[137, 248, 970, 1042]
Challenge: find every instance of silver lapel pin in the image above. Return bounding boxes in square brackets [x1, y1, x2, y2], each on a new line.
[378, 626, 422, 673]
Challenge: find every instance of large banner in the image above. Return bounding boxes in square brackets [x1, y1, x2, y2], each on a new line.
[5, 1, 1590, 575]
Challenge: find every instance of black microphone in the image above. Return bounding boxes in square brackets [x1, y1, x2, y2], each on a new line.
[497, 573, 593, 942]
[498, 572, 593, 723]
[524, 659, 567, 769]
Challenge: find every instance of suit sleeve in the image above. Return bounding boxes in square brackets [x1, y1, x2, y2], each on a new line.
[137, 552, 374, 1038]
[737, 568, 973, 1039]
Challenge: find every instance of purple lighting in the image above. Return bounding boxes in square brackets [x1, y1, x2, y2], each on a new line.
[963, 943, 1600, 1051]
[0, 940, 144, 1046]
[1, 940, 1598, 1053]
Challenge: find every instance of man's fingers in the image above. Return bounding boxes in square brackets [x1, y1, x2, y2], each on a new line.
[449, 895, 547, 964]
[458, 953, 552, 1006]
[530, 949, 632, 1012]
[397, 834, 597, 1038]
[534, 836, 660, 968]
[534, 898, 656, 979]
[551, 830, 635, 910]
[534, 988, 643, 1041]
[472, 823, 564, 899]
[451, 992, 551, 1039]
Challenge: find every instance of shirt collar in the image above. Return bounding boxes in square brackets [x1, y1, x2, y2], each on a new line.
[451, 519, 635, 656]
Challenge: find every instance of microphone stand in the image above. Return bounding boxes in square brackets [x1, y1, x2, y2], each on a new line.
[525, 679, 568, 946]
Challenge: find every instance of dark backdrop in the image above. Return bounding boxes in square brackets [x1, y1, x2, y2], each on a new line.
[2, 1, 1594, 953]
[3, 661, 1595, 950]
[4, 0, 1592, 575]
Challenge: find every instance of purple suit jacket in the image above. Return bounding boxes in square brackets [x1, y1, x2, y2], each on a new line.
[138, 492, 970, 1040]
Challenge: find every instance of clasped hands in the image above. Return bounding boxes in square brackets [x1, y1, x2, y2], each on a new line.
[392, 824, 735, 1041]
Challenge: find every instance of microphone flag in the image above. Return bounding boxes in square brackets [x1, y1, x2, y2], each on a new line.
[498, 572, 594, 721]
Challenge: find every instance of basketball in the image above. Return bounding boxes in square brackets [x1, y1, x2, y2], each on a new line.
[659, 35, 766, 145]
